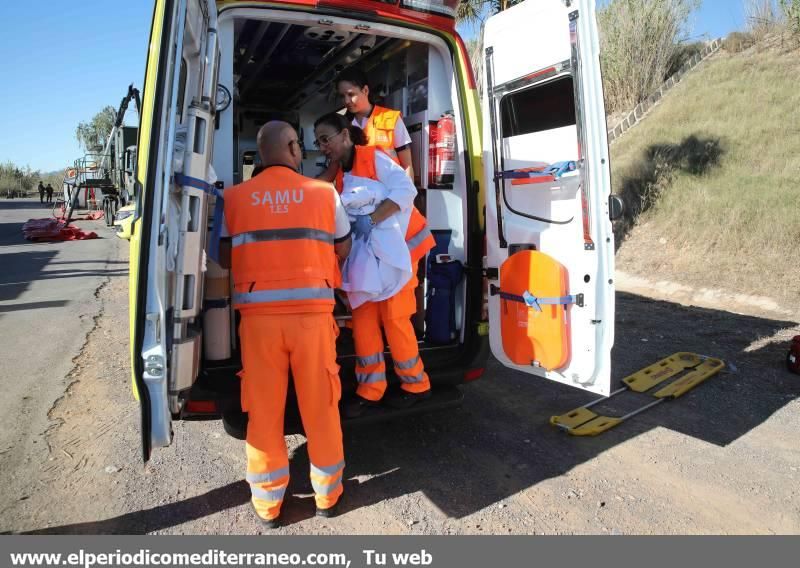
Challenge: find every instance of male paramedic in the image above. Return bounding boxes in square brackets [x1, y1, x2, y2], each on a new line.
[222, 121, 352, 528]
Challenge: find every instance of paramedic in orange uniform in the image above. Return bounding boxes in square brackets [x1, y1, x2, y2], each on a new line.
[222, 121, 352, 527]
[314, 113, 434, 418]
[319, 67, 415, 181]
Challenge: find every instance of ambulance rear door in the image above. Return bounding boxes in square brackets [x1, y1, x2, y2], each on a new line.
[481, 0, 615, 396]
[131, 0, 219, 462]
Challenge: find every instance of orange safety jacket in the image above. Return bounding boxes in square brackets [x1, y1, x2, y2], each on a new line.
[360, 105, 403, 157]
[224, 165, 339, 313]
[335, 145, 435, 264]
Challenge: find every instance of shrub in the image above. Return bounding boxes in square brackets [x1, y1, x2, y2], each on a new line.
[724, 31, 756, 52]
[598, 0, 698, 114]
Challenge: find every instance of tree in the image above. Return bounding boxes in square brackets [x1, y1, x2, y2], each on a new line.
[75, 106, 117, 152]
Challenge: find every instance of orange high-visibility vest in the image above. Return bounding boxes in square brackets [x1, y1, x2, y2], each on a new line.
[224, 165, 339, 314]
[335, 145, 435, 264]
[361, 105, 402, 156]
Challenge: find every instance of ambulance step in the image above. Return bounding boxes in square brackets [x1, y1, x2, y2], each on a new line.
[220, 386, 465, 440]
[550, 352, 724, 436]
[342, 386, 464, 429]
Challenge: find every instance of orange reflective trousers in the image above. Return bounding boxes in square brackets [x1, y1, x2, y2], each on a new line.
[240, 312, 344, 521]
[352, 276, 431, 401]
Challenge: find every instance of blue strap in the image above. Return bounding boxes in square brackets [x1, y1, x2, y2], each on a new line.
[174, 173, 223, 198]
[174, 173, 225, 263]
[496, 289, 578, 312]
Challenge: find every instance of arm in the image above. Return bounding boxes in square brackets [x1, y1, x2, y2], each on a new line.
[317, 160, 340, 183]
[334, 236, 352, 260]
[396, 147, 414, 181]
[373, 150, 417, 220]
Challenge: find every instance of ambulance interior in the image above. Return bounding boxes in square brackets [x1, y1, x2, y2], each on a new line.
[205, 12, 476, 384]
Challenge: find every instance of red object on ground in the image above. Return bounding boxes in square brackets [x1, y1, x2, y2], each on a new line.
[22, 218, 99, 242]
[55, 210, 104, 221]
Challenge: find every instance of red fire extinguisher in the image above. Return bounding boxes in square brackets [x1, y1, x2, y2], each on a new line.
[429, 111, 455, 188]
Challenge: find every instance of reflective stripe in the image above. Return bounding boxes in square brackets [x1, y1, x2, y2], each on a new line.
[232, 228, 334, 248]
[407, 225, 432, 251]
[398, 371, 425, 384]
[310, 460, 345, 478]
[251, 484, 287, 502]
[394, 355, 420, 370]
[356, 371, 386, 385]
[246, 466, 290, 484]
[234, 287, 334, 305]
[312, 473, 343, 496]
[357, 352, 384, 368]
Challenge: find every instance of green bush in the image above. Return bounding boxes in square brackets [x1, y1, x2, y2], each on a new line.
[598, 0, 698, 114]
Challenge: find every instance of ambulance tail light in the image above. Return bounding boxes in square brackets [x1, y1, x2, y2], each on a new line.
[400, 0, 458, 18]
[185, 400, 218, 414]
[464, 367, 485, 382]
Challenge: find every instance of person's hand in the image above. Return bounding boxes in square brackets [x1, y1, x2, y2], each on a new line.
[351, 214, 375, 241]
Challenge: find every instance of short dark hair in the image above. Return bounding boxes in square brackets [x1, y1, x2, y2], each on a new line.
[335, 67, 369, 90]
[313, 112, 368, 146]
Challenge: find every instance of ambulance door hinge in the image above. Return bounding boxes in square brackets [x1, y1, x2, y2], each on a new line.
[576, 293, 585, 308]
[485, 268, 499, 280]
[569, 10, 579, 21]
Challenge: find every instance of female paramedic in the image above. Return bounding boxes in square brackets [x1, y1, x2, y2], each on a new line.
[319, 67, 415, 181]
[314, 112, 434, 418]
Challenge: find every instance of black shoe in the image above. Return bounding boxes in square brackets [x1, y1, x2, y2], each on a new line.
[343, 395, 379, 418]
[316, 503, 340, 518]
[385, 389, 432, 409]
[251, 502, 281, 529]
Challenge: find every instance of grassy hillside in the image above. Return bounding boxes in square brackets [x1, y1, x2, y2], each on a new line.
[611, 46, 800, 305]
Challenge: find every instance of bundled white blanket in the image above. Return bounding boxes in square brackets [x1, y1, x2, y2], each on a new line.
[340, 174, 412, 309]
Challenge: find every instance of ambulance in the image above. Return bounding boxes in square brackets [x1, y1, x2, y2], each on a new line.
[130, 0, 620, 460]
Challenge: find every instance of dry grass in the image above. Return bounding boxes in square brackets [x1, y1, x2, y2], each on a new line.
[612, 48, 800, 305]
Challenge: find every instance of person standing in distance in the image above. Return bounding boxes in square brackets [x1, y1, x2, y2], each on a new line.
[221, 121, 352, 527]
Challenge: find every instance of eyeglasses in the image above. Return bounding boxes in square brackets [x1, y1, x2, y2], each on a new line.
[313, 130, 344, 148]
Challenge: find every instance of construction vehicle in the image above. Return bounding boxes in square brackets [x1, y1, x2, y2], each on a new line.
[62, 85, 141, 227]
[129, 0, 622, 462]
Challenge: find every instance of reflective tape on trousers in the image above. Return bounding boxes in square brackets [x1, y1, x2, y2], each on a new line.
[398, 371, 426, 384]
[356, 371, 387, 384]
[250, 484, 288, 502]
[233, 287, 335, 305]
[357, 352, 385, 368]
[246, 465, 290, 484]
[312, 473, 343, 496]
[232, 227, 334, 248]
[310, 460, 345, 477]
[394, 355, 420, 370]
[407, 225, 432, 250]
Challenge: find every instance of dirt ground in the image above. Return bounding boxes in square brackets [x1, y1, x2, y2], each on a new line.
[2, 241, 799, 535]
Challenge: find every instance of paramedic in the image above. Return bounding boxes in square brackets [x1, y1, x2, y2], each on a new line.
[314, 112, 434, 418]
[319, 67, 414, 181]
[221, 121, 352, 527]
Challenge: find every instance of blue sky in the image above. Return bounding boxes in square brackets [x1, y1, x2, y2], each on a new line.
[0, 0, 746, 172]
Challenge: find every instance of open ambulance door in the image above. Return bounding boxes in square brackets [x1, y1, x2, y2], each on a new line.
[131, 0, 219, 462]
[481, 0, 615, 396]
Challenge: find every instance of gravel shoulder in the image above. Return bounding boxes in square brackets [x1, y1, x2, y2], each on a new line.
[2, 241, 799, 535]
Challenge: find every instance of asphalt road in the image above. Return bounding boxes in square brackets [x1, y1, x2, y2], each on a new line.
[0, 198, 127, 520]
[1, 196, 799, 534]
